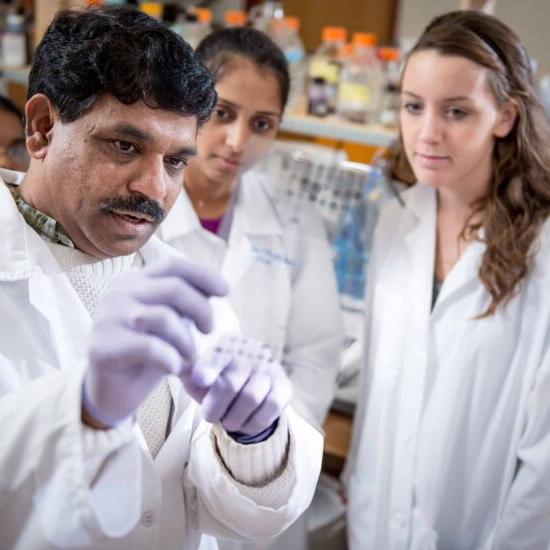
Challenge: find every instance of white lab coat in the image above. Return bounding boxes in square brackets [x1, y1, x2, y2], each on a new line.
[0, 172, 324, 550]
[344, 182, 550, 550]
[158, 169, 344, 430]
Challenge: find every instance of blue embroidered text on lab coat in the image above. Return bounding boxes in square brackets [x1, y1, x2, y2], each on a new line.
[251, 246, 295, 267]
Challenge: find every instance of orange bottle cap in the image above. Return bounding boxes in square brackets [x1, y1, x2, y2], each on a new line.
[224, 10, 247, 26]
[193, 8, 213, 24]
[353, 32, 377, 47]
[139, 2, 163, 18]
[284, 16, 300, 31]
[322, 26, 347, 43]
[378, 47, 400, 61]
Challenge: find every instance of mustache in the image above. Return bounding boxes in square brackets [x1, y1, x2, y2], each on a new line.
[99, 195, 166, 223]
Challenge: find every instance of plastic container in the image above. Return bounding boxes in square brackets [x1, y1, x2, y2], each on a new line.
[224, 10, 247, 28]
[378, 47, 401, 127]
[307, 26, 347, 116]
[337, 32, 384, 124]
[2, 12, 27, 68]
[271, 16, 306, 110]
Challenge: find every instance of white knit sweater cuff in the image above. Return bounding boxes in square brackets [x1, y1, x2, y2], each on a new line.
[211, 415, 290, 487]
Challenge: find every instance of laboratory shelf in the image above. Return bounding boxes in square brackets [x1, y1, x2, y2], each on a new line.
[280, 111, 397, 147]
[0, 65, 31, 85]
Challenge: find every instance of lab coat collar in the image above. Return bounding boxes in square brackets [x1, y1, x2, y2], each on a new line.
[400, 181, 435, 223]
[158, 186, 202, 244]
[236, 170, 283, 237]
[158, 169, 283, 244]
[399, 183, 485, 317]
[400, 183, 438, 323]
[0, 170, 62, 281]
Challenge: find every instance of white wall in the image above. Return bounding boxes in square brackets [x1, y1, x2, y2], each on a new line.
[396, 0, 550, 77]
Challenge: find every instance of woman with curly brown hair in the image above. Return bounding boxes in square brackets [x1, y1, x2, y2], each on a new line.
[345, 10, 550, 550]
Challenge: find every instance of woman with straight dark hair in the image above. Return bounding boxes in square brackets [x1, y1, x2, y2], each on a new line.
[345, 10, 550, 549]
[159, 30, 344, 548]
[160, 26, 343, 431]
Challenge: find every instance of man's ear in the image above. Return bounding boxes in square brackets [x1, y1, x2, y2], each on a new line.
[25, 94, 58, 160]
[494, 99, 518, 138]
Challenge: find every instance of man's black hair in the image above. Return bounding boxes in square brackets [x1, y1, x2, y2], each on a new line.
[195, 27, 290, 110]
[28, 6, 217, 125]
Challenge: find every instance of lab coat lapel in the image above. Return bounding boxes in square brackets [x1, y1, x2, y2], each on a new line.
[431, 237, 484, 317]
[26, 225, 93, 369]
[157, 186, 202, 243]
[222, 172, 283, 287]
[402, 184, 437, 327]
[0, 176, 92, 368]
[159, 187, 228, 272]
[401, 183, 486, 318]
[222, 197, 254, 287]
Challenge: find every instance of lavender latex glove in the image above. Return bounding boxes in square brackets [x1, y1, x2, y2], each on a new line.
[182, 335, 293, 437]
[83, 256, 228, 427]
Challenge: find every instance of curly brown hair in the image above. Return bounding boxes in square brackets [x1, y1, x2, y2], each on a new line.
[394, 10, 550, 317]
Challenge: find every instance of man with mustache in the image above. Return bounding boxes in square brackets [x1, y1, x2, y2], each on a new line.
[0, 7, 322, 550]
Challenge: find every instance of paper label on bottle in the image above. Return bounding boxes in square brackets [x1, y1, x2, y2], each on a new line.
[309, 59, 340, 84]
[338, 82, 371, 106]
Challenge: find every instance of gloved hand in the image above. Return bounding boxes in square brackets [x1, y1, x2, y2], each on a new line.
[83, 256, 228, 427]
[182, 335, 293, 437]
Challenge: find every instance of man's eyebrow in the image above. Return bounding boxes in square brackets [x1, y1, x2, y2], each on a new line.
[104, 124, 197, 156]
[108, 124, 153, 142]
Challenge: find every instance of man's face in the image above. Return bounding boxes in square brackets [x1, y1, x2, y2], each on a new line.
[36, 95, 197, 258]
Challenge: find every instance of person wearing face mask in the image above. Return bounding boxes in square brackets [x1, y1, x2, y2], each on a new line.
[159, 27, 344, 434]
[0, 8, 323, 549]
[344, 10, 550, 550]
[0, 95, 29, 172]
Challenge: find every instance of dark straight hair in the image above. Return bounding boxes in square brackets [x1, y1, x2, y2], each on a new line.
[195, 26, 290, 111]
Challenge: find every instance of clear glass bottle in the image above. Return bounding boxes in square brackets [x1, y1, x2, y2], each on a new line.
[337, 32, 384, 124]
[271, 16, 306, 111]
[378, 47, 401, 127]
[249, 1, 284, 34]
[307, 26, 347, 116]
[2, 12, 27, 68]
